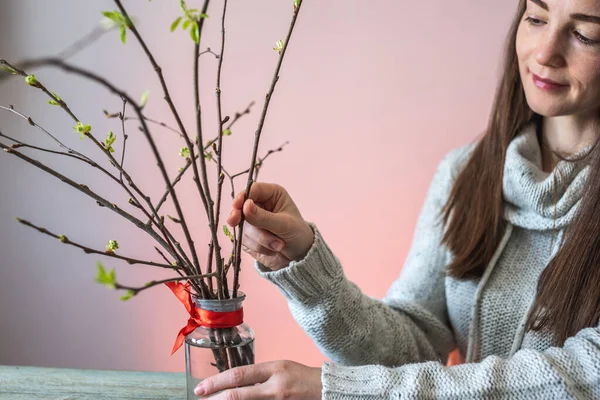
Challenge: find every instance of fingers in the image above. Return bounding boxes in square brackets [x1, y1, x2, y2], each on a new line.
[242, 199, 286, 235]
[231, 182, 281, 209]
[206, 384, 266, 400]
[242, 222, 284, 253]
[195, 364, 272, 397]
[242, 234, 277, 257]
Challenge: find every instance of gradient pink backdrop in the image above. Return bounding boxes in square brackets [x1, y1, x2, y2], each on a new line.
[0, 1, 515, 372]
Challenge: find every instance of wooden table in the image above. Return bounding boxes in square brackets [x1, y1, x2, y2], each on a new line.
[0, 365, 187, 399]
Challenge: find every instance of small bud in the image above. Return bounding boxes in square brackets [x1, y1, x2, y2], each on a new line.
[25, 74, 39, 87]
[58, 235, 68, 243]
[167, 215, 181, 223]
[73, 122, 92, 140]
[179, 146, 190, 159]
[120, 290, 135, 301]
[106, 239, 119, 253]
[273, 40, 284, 54]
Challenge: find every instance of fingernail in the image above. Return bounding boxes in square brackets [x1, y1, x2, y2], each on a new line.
[270, 241, 284, 252]
[251, 201, 257, 214]
[194, 385, 205, 395]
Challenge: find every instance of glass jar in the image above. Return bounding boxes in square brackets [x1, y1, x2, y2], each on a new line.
[185, 292, 255, 399]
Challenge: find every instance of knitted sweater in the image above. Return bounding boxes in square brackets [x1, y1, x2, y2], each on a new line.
[254, 121, 600, 399]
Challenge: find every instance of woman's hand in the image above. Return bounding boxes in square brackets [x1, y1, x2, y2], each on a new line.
[194, 360, 322, 399]
[226, 182, 314, 271]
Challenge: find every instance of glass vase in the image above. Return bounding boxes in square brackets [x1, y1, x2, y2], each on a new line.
[185, 292, 255, 399]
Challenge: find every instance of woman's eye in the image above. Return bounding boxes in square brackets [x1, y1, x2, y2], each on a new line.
[525, 16, 544, 25]
[574, 31, 599, 46]
[524, 15, 599, 46]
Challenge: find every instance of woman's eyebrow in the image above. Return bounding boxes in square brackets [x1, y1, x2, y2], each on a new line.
[529, 0, 600, 24]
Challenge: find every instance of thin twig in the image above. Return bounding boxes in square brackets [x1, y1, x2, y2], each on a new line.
[0, 24, 114, 83]
[153, 101, 255, 216]
[191, 0, 225, 295]
[115, 272, 219, 297]
[0, 105, 123, 186]
[15, 218, 183, 270]
[0, 139, 189, 273]
[233, 0, 305, 297]
[199, 47, 220, 58]
[114, 0, 212, 297]
[209, 0, 229, 298]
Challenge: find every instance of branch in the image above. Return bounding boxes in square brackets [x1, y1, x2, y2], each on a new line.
[153, 101, 255, 216]
[104, 109, 185, 139]
[191, 0, 224, 296]
[0, 139, 192, 275]
[15, 218, 182, 270]
[115, 272, 219, 297]
[208, 0, 229, 298]
[114, 0, 213, 297]
[0, 24, 113, 83]
[28, 57, 210, 298]
[0, 105, 123, 186]
[0, 60, 166, 238]
[233, 0, 305, 297]
[199, 47, 220, 58]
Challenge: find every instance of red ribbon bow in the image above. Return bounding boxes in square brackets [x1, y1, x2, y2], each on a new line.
[165, 281, 244, 355]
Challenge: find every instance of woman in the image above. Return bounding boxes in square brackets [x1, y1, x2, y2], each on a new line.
[195, 0, 600, 398]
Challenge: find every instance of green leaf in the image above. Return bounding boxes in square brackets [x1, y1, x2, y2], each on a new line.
[47, 93, 61, 106]
[120, 25, 127, 44]
[105, 131, 117, 146]
[190, 21, 199, 44]
[170, 16, 182, 32]
[25, 74, 38, 87]
[102, 11, 118, 21]
[273, 40, 284, 54]
[140, 90, 149, 109]
[182, 19, 191, 30]
[74, 122, 92, 140]
[199, 13, 209, 18]
[223, 225, 234, 242]
[205, 151, 212, 161]
[179, 146, 190, 159]
[222, 129, 231, 136]
[294, 0, 300, 8]
[120, 290, 135, 301]
[104, 131, 116, 153]
[180, 0, 190, 17]
[0, 65, 18, 75]
[95, 261, 116, 289]
[106, 239, 119, 253]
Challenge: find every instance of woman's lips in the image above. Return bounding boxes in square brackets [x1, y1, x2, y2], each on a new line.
[532, 73, 569, 90]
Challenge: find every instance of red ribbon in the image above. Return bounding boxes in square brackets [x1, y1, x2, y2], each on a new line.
[165, 281, 244, 355]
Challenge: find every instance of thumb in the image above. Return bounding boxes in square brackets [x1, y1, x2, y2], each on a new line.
[243, 199, 285, 234]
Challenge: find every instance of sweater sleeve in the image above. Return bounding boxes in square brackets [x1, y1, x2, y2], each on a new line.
[253, 145, 474, 367]
[321, 323, 600, 399]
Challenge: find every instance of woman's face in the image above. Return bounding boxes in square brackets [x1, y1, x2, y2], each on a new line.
[516, 0, 600, 120]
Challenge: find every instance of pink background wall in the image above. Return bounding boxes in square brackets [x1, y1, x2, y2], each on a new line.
[0, 1, 515, 372]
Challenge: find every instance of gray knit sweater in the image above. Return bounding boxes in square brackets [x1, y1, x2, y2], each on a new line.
[254, 121, 600, 399]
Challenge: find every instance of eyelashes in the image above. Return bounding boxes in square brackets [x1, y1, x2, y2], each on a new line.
[524, 15, 599, 47]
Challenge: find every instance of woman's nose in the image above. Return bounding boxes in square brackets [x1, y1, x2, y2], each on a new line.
[534, 30, 566, 68]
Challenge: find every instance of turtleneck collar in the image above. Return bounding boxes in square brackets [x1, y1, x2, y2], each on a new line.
[502, 121, 592, 231]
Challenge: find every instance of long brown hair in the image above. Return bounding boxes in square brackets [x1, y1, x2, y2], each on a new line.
[442, 0, 600, 346]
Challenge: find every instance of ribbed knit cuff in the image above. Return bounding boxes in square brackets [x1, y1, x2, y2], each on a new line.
[253, 222, 344, 303]
[321, 361, 388, 399]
